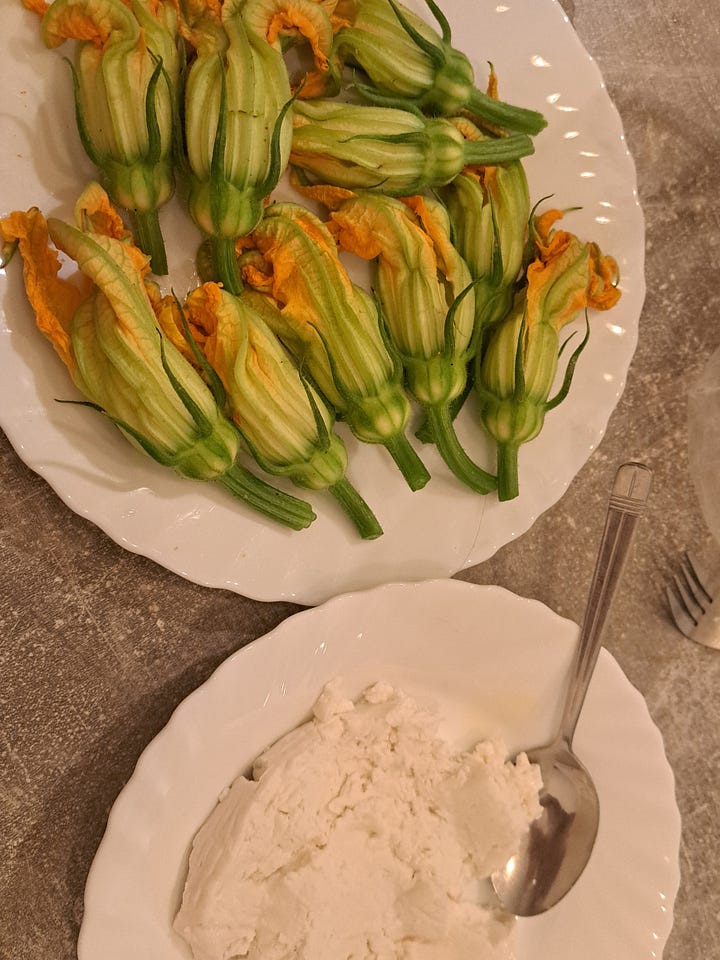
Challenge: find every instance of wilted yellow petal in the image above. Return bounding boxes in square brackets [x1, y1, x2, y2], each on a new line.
[329, 204, 388, 260]
[486, 63, 498, 100]
[527, 208, 621, 328]
[248, 206, 342, 308]
[0, 208, 84, 369]
[288, 175, 356, 211]
[72, 182, 152, 278]
[266, 11, 327, 68]
[185, 284, 238, 389]
[186, 282, 223, 345]
[401, 195, 454, 276]
[533, 209, 569, 257]
[588, 244, 621, 311]
[22, 0, 50, 18]
[181, 0, 222, 23]
[149, 291, 207, 367]
[74, 181, 131, 240]
[175, 0, 222, 45]
[246, 0, 333, 68]
[293, 69, 331, 98]
[240, 264, 274, 294]
[41, 0, 116, 47]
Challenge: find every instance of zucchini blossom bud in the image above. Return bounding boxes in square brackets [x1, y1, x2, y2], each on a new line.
[476, 209, 622, 501]
[315, 185, 495, 494]
[439, 128, 530, 329]
[182, 0, 334, 293]
[239, 202, 431, 491]
[290, 99, 534, 196]
[331, 0, 546, 135]
[0, 193, 316, 530]
[38, 0, 180, 275]
[178, 282, 383, 539]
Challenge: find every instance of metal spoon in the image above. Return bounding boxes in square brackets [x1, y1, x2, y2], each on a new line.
[491, 461, 653, 917]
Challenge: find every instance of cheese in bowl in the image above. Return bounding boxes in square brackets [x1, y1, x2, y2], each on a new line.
[174, 681, 542, 959]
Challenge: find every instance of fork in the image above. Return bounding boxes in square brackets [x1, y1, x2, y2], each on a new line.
[666, 551, 720, 649]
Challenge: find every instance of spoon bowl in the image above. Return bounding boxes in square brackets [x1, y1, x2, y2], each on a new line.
[494, 739, 600, 916]
[492, 462, 652, 917]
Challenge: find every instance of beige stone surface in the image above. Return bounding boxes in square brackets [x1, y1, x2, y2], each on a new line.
[1, 1, 719, 957]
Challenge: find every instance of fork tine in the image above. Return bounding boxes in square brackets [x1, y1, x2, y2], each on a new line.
[666, 582, 699, 638]
[673, 571, 704, 621]
[685, 551, 714, 602]
[679, 557, 710, 613]
[666, 549, 719, 644]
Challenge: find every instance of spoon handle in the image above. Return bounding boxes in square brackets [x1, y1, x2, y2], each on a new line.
[559, 462, 653, 744]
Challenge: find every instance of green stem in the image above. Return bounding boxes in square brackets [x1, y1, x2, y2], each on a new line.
[217, 464, 316, 531]
[467, 87, 547, 136]
[463, 132, 535, 166]
[212, 236, 243, 295]
[329, 478, 383, 540]
[496, 441, 520, 502]
[132, 209, 168, 276]
[415, 378, 473, 444]
[424, 404, 497, 495]
[383, 433, 431, 491]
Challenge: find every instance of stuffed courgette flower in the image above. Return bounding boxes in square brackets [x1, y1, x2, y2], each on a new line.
[238, 202, 431, 491]
[181, 0, 335, 293]
[476, 209, 621, 501]
[309, 184, 496, 493]
[0, 185, 316, 530]
[167, 282, 383, 539]
[290, 99, 534, 196]
[330, 0, 546, 135]
[439, 117, 530, 330]
[29, 0, 181, 275]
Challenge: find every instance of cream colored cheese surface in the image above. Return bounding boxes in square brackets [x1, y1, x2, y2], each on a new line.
[174, 681, 542, 960]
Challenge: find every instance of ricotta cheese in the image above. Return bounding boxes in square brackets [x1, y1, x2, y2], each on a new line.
[174, 680, 542, 960]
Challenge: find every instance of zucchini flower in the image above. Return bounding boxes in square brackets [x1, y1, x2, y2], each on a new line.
[331, 0, 546, 135]
[476, 209, 622, 501]
[439, 123, 530, 330]
[181, 0, 334, 293]
[290, 99, 534, 196]
[0, 194, 316, 531]
[36, 0, 180, 274]
[315, 185, 495, 494]
[239, 202, 431, 491]
[178, 282, 383, 539]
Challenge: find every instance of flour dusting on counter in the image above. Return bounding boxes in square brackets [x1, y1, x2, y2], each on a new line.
[174, 680, 542, 960]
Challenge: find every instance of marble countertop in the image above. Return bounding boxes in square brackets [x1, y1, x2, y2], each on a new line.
[2, 0, 719, 957]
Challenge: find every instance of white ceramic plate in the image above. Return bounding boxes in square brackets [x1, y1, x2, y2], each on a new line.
[0, 0, 644, 604]
[77, 581, 679, 960]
